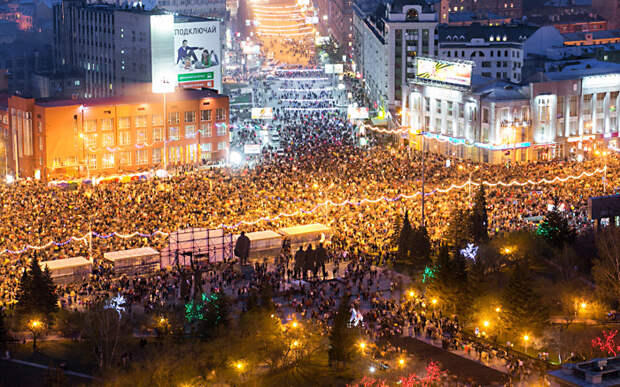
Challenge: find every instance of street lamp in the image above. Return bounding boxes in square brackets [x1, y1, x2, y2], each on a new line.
[28, 319, 43, 350]
[523, 334, 530, 354]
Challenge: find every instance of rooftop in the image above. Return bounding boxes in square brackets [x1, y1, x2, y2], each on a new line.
[549, 356, 620, 387]
[562, 30, 620, 41]
[438, 24, 538, 42]
[389, 0, 434, 13]
[472, 76, 529, 101]
[541, 58, 620, 80]
[34, 89, 226, 108]
[447, 11, 511, 23]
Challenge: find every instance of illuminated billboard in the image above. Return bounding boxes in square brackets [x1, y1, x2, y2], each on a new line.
[347, 106, 369, 119]
[325, 63, 344, 74]
[244, 144, 262, 154]
[251, 107, 274, 119]
[151, 15, 175, 93]
[415, 57, 472, 87]
[174, 21, 222, 92]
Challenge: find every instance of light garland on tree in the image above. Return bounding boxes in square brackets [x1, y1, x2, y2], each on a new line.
[0, 167, 606, 255]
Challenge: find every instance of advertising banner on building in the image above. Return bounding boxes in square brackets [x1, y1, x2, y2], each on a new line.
[174, 21, 222, 92]
[251, 107, 274, 119]
[415, 57, 472, 87]
[151, 15, 175, 93]
[325, 64, 344, 74]
[347, 106, 369, 119]
[244, 144, 262, 154]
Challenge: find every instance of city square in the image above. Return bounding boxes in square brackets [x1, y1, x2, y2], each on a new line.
[1, 0, 620, 385]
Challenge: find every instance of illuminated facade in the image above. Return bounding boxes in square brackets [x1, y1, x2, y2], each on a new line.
[6, 89, 229, 180]
[404, 68, 620, 162]
[404, 77, 532, 163]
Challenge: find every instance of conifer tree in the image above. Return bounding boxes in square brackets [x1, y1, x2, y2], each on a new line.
[329, 295, 358, 368]
[501, 262, 549, 334]
[471, 185, 489, 243]
[16, 256, 58, 322]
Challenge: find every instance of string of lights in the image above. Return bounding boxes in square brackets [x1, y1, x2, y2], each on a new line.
[280, 87, 334, 92]
[0, 167, 606, 255]
[256, 31, 314, 37]
[276, 77, 329, 81]
[280, 98, 336, 102]
[256, 25, 313, 31]
[273, 68, 324, 73]
[284, 107, 340, 111]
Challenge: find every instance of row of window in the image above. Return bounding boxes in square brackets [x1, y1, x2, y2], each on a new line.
[83, 109, 226, 132]
[445, 49, 521, 59]
[83, 124, 228, 147]
[52, 143, 227, 169]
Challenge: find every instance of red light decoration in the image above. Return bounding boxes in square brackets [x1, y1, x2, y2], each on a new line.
[592, 330, 620, 357]
[347, 361, 446, 387]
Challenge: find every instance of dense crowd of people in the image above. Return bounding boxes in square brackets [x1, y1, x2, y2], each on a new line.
[1, 49, 610, 384]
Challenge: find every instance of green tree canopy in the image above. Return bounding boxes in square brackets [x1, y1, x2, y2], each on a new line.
[501, 261, 549, 335]
[16, 256, 58, 322]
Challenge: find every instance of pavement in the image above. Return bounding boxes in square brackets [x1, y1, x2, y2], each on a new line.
[390, 336, 510, 386]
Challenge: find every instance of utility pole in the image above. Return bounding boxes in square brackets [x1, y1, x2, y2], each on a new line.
[421, 135, 425, 228]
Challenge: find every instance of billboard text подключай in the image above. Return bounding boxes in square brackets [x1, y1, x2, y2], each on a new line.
[174, 21, 222, 92]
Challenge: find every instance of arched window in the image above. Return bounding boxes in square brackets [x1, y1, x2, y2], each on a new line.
[406, 9, 419, 21]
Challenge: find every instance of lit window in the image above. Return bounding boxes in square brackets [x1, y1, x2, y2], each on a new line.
[102, 153, 115, 168]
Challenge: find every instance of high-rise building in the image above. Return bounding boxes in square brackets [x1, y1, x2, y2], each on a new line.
[329, 0, 354, 60]
[53, 0, 222, 99]
[353, 0, 438, 108]
[53, 0, 159, 98]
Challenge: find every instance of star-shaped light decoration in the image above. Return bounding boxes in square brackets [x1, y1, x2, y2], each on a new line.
[460, 243, 479, 261]
[105, 293, 126, 318]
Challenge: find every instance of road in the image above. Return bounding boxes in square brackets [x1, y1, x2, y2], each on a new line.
[390, 336, 510, 386]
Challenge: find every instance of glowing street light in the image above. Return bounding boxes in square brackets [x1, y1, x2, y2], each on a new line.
[408, 290, 415, 298]
[495, 307, 501, 313]
[398, 358, 405, 366]
[291, 321, 299, 329]
[235, 361, 245, 371]
[28, 319, 43, 350]
[483, 320, 490, 328]
[580, 302, 587, 310]
[359, 341, 366, 351]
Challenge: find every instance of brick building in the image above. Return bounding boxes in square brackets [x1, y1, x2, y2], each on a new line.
[6, 89, 229, 180]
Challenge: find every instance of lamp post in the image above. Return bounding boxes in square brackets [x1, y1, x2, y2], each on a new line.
[523, 334, 530, 354]
[28, 319, 43, 350]
[421, 134, 425, 228]
[163, 92, 168, 171]
[603, 151, 608, 194]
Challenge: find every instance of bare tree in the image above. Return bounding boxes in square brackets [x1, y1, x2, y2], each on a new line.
[81, 300, 132, 370]
[593, 227, 620, 307]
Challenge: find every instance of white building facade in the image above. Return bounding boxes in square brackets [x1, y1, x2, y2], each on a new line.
[403, 67, 620, 163]
[352, 0, 438, 109]
[438, 25, 537, 84]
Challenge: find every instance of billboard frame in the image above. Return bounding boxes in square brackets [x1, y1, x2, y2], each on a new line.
[414, 57, 474, 90]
